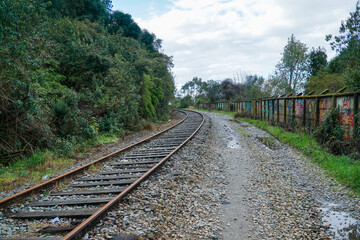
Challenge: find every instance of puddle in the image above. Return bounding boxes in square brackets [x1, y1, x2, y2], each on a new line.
[227, 138, 240, 149]
[257, 137, 280, 150]
[319, 204, 360, 239]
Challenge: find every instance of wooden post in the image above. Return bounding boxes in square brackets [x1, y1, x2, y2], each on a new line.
[354, 92, 359, 138]
[284, 98, 287, 124]
[315, 97, 320, 126]
[293, 98, 296, 115]
[277, 98, 280, 123]
[332, 94, 337, 108]
[303, 97, 306, 127]
[265, 100, 268, 122]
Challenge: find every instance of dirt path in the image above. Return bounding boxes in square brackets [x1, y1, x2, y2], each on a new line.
[206, 111, 360, 239]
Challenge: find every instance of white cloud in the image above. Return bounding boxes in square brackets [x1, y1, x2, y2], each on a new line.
[137, 0, 356, 88]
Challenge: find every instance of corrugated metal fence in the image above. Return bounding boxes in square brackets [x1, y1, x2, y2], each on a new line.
[198, 91, 360, 139]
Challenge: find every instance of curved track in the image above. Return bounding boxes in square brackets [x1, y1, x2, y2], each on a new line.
[0, 110, 204, 240]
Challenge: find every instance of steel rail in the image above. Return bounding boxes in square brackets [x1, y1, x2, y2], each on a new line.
[62, 110, 205, 239]
[0, 111, 188, 207]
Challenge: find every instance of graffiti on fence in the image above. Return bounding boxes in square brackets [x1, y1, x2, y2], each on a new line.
[274, 100, 278, 122]
[305, 98, 316, 126]
[295, 99, 303, 116]
[279, 99, 285, 123]
[245, 101, 251, 114]
[199, 91, 358, 139]
[337, 96, 354, 140]
[269, 100, 273, 120]
[257, 101, 261, 118]
[319, 98, 331, 121]
[287, 99, 293, 118]
[295, 99, 303, 125]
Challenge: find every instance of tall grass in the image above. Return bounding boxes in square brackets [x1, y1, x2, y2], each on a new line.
[0, 150, 73, 192]
[0, 133, 119, 192]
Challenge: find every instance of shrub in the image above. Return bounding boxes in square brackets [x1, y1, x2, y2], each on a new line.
[53, 100, 69, 121]
[314, 107, 346, 155]
[234, 111, 252, 118]
[80, 119, 97, 139]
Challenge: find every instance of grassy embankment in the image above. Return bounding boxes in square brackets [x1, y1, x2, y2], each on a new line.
[196, 109, 360, 195]
[0, 134, 118, 192]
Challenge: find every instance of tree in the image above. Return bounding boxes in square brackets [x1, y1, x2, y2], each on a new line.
[275, 34, 309, 93]
[244, 75, 266, 99]
[308, 47, 327, 76]
[305, 73, 345, 93]
[263, 72, 289, 97]
[181, 77, 205, 98]
[326, 1, 360, 90]
[140, 29, 157, 52]
[108, 11, 141, 39]
[204, 80, 222, 102]
[179, 95, 194, 108]
[0, 0, 51, 155]
[45, 0, 112, 23]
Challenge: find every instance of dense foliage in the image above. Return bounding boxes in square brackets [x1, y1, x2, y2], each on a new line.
[0, 0, 174, 163]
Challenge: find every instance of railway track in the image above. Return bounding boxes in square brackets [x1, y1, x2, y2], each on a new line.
[0, 110, 204, 240]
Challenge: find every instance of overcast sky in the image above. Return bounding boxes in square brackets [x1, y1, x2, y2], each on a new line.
[112, 0, 356, 89]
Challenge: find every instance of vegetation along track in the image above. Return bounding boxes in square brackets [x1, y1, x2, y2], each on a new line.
[0, 110, 205, 240]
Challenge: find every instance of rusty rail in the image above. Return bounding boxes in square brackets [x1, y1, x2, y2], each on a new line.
[62, 110, 205, 239]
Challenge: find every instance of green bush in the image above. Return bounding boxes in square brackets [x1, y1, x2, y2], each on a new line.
[315, 107, 344, 148]
[53, 101, 69, 120]
[80, 119, 97, 139]
[179, 95, 194, 108]
[314, 107, 359, 157]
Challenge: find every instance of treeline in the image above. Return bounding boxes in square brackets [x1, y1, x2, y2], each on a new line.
[178, 1, 360, 107]
[0, 0, 175, 162]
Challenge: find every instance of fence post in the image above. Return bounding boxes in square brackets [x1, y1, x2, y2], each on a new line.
[303, 97, 306, 127]
[284, 98, 287, 124]
[292, 98, 296, 117]
[332, 94, 337, 108]
[354, 92, 359, 138]
[277, 99, 280, 124]
[315, 97, 320, 126]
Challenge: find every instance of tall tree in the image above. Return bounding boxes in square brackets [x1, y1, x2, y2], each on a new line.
[204, 80, 222, 102]
[326, 1, 360, 90]
[181, 77, 204, 98]
[244, 75, 266, 99]
[275, 34, 309, 93]
[108, 11, 141, 39]
[45, 0, 112, 23]
[308, 47, 327, 76]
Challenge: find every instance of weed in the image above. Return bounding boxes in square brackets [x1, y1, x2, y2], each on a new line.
[289, 113, 297, 131]
[237, 127, 249, 137]
[89, 163, 99, 172]
[59, 182, 68, 189]
[235, 111, 252, 119]
[257, 137, 279, 150]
